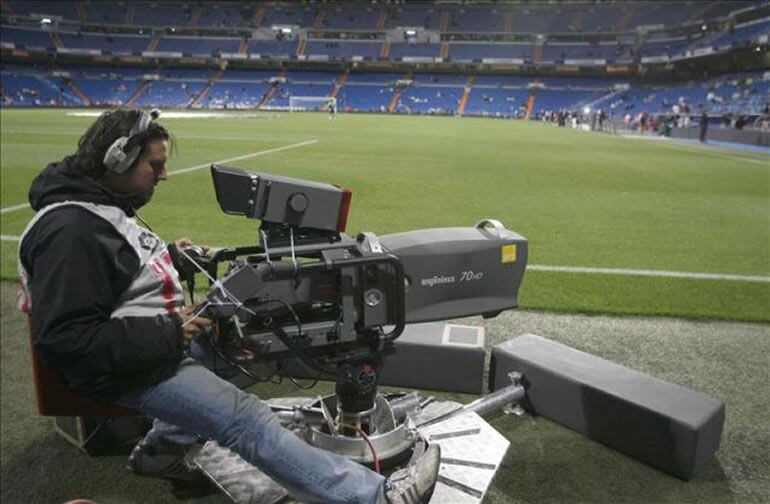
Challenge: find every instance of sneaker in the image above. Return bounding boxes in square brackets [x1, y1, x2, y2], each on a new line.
[127, 439, 215, 497]
[382, 443, 441, 504]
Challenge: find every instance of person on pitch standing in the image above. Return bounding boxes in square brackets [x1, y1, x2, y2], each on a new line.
[17, 108, 439, 504]
[700, 110, 709, 143]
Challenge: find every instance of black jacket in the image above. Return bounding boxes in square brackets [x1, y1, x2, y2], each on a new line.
[19, 157, 185, 402]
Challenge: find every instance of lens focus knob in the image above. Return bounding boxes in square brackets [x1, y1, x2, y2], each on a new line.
[288, 193, 309, 213]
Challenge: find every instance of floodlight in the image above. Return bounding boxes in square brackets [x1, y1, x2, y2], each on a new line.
[583, 106, 591, 114]
[40, 18, 52, 24]
[405, 29, 417, 36]
[281, 27, 292, 34]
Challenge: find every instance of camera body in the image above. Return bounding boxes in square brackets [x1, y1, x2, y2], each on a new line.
[202, 165, 527, 379]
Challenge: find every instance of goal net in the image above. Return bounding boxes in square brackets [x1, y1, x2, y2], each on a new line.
[289, 96, 336, 112]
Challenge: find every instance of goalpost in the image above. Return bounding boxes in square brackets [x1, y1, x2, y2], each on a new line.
[289, 96, 336, 112]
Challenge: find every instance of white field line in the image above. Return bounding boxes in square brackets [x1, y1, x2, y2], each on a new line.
[655, 141, 769, 166]
[622, 135, 769, 166]
[0, 139, 318, 213]
[0, 203, 30, 214]
[169, 139, 317, 176]
[0, 232, 765, 283]
[527, 264, 769, 283]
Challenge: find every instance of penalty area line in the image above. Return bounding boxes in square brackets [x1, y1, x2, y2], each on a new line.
[0, 139, 319, 214]
[528, 264, 769, 283]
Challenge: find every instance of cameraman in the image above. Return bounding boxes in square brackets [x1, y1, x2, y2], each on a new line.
[18, 109, 439, 504]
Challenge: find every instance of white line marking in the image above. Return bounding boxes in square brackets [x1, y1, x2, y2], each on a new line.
[622, 135, 769, 166]
[527, 264, 769, 283]
[654, 141, 768, 166]
[0, 139, 319, 214]
[0, 203, 30, 214]
[169, 139, 318, 176]
[0, 231, 764, 283]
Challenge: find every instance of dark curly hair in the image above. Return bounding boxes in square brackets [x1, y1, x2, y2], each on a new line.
[72, 109, 173, 178]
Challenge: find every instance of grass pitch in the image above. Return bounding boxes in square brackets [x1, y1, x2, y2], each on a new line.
[2, 282, 769, 503]
[1, 109, 768, 321]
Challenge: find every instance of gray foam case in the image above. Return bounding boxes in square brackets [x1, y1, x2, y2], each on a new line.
[490, 334, 724, 480]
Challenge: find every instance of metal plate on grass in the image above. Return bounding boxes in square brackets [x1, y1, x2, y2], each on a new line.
[419, 411, 510, 503]
[193, 441, 289, 504]
[192, 399, 508, 504]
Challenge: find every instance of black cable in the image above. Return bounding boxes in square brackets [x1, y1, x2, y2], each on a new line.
[133, 210, 154, 232]
[206, 326, 282, 385]
[252, 298, 342, 389]
[261, 299, 321, 390]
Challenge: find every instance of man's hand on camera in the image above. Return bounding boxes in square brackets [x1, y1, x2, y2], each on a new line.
[174, 237, 210, 256]
[178, 305, 213, 346]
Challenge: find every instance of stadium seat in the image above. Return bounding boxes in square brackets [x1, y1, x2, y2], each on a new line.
[27, 319, 137, 417]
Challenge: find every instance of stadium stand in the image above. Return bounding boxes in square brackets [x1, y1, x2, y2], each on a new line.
[449, 42, 533, 62]
[1, 25, 55, 49]
[197, 3, 253, 28]
[7, 0, 78, 21]
[385, 7, 441, 30]
[465, 87, 530, 117]
[1, 1, 768, 123]
[323, 6, 379, 30]
[601, 71, 769, 117]
[70, 77, 141, 107]
[0, 70, 81, 106]
[389, 42, 441, 60]
[133, 1, 192, 27]
[58, 32, 151, 54]
[262, 5, 318, 28]
[304, 40, 382, 60]
[86, 1, 128, 25]
[156, 35, 241, 56]
[247, 39, 297, 58]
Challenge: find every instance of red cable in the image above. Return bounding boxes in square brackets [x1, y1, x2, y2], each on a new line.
[338, 423, 380, 474]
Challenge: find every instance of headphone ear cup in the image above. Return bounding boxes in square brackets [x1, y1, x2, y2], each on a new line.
[103, 136, 129, 172]
[112, 144, 142, 175]
[103, 110, 161, 174]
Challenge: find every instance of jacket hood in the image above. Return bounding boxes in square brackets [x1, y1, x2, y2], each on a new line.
[29, 157, 142, 216]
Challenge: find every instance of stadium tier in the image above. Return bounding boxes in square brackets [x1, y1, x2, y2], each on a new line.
[448, 43, 533, 62]
[2, 1, 763, 31]
[58, 32, 152, 53]
[0, 1, 768, 117]
[1, 0, 767, 64]
[304, 40, 382, 60]
[322, 6, 380, 30]
[4, 63, 766, 118]
[6, 1, 747, 32]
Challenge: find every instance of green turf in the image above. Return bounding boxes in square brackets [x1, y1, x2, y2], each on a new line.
[2, 282, 769, 503]
[1, 109, 768, 321]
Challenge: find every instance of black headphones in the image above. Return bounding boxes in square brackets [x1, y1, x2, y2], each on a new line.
[103, 108, 161, 175]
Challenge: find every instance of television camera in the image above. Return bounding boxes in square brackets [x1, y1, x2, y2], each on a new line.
[184, 164, 526, 489]
[181, 166, 723, 504]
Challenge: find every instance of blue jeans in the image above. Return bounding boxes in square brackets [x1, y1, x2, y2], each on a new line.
[116, 349, 385, 503]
